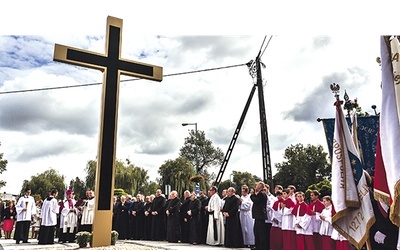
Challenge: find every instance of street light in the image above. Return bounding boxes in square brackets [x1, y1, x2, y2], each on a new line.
[182, 122, 198, 173]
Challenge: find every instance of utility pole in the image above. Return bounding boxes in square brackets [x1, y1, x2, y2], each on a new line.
[255, 54, 272, 184]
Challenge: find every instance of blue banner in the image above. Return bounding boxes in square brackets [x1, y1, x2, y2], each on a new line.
[321, 116, 379, 176]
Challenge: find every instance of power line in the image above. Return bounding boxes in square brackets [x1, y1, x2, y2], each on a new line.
[0, 63, 247, 95]
[260, 35, 273, 59]
[248, 35, 273, 71]
[259, 36, 267, 54]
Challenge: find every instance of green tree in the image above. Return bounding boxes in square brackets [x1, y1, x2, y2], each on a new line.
[115, 160, 150, 195]
[114, 188, 126, 198]
[68, 177, 86, 199]
[273, 143, 330, 192]
[305, 179, 332, 203]
[85, 160, 96, 190]
[158, 157, 196, 197]
[0, 142, 8, 188]
[85, 159, 151, 196]
[218, 179, 231, 196]
[179, 130, 224, 178]
[21, 169, 66, 200]
[231, 171, 262, 192]
[218, 171, 262, 195]
[142, 181, 160, 196]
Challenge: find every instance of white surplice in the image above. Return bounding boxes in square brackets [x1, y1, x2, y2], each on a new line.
[81, 198, 95, 225]
[15, 195, 36, 222]
[40, 196, 59, 226]
[240, 194, 254, 245]
[60, 199, 78, 233]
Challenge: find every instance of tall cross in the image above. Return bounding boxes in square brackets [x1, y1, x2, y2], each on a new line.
[53, 16, 162, 247]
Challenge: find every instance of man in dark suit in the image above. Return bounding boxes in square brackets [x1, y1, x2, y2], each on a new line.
[250, 181, 268, 250]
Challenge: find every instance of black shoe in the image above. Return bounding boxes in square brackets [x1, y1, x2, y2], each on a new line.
[23, 241, 29, 243]
[16, 241, 20, 244]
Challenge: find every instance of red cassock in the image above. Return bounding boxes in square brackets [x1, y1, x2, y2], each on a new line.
[309, 199, 325, 213]
[292, 202, 314, 250]
[271, 198, 284, 250]
[309, 199, 325, 249]
[272, 198, 283, 211]
[281, 198, 297, 250]
[283, 197, 295, 209]
[292, 201, 310, 217]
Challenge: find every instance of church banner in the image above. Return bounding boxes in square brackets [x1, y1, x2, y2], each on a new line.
[374, 36, 400, 227]
[320, 115, 379, 176]
[331, 99, 375, 249]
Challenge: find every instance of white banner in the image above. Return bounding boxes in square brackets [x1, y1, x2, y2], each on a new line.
[331, 100, 375, 249]
[379, 36, 400, 227]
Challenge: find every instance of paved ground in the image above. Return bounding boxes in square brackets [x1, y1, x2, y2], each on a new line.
[0, 238, 250, 250]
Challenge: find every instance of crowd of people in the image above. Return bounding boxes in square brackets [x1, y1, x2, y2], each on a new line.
[0, 178, 398, 249]
[0, 187, 95, 245]
[111, 180, 399, 250]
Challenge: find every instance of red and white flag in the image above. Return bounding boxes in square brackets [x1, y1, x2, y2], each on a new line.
[374, 36, 400, 227]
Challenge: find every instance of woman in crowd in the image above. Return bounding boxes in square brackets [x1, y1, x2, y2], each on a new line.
[2, 199, 17, 239]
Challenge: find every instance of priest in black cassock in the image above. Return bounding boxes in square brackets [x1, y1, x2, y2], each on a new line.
[180, 190, 191, 243]
[188, 191, 201, 245]
[165, 190, 181, 243]
[115, 195, 130, 239]
[199, 190, 209, 244]
[112, 196, 119, 231]
[133, 194, 145, 240]
[151, 189, 166, 241]
[38, 189, 59, 245]
[143, 195, 153, 240]
[222, 187, 244, 248]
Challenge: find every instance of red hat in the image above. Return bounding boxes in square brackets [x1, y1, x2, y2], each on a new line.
[66, 189, 74, 195]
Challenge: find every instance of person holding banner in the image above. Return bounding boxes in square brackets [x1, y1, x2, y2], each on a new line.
[370, 196, 399, 249]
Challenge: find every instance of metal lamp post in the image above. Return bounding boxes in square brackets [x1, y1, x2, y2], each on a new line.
[182, 122, 199, 195]
[182, 122, 198, 173]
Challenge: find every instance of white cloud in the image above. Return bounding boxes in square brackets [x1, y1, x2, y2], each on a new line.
[0, 3, 391, 194]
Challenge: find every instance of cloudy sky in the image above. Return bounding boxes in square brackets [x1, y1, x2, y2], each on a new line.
[0, 2, 397, 194]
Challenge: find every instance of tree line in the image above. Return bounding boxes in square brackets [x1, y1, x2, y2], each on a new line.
[0, 130, 332, 201]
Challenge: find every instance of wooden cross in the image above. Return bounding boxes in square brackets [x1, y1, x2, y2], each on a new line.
[53, 16, 162, 247]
